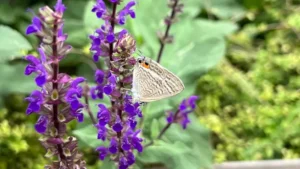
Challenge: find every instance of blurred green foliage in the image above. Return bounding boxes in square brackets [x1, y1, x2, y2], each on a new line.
[1, 0, 300, 168]
[197, 0, 300, 163]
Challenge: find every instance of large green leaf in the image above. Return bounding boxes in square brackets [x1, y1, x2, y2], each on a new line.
[0, 63, 36, 95]
[0, 26, 32, 63]
[139, 115, 212, 169]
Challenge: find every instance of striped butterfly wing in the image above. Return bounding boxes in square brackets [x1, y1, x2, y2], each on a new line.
[133, 59, 184, 102]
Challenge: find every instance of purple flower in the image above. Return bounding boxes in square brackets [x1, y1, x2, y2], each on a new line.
[113, 116, 123, 132]
[92, 0, 107, 18]
[166, 95, 199, 129]
[54, 0, 66, 14]
[96, 125, 107, 141]
[126, 151, 135, 165]
[91, 86, 104, 99]
[117, 1, 136, 25]
[25, 90, 44, 115]
[26, 16, 42, 35]
[166, 111, 174, 123]
[122, 136, 131, 151]
[65, 77, 85, 121]
[95, 70, 105, 84]
[97, 104, 110, 126]
[35, 115, 48, 133]
[119, 157, 128, 169]
[96, 146, 108, 160]
[24, 54, 47, 87]
[109, 137, 118, 154]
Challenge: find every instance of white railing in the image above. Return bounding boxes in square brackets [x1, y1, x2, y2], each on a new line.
[214, 159, 300, 169]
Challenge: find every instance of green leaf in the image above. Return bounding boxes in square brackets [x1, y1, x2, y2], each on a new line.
[73, 124, 102, 148]
[0, 25, 32, 62]
[150, 119, 160, 139]
[139, 115, 212, 169]
[0, 63, 36, 95]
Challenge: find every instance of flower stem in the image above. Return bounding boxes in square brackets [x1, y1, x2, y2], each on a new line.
[109, 3, 117, 62]
[144, 110, 180, 148]
[51, 19, 68, 167]
[156, 0, 179, 63]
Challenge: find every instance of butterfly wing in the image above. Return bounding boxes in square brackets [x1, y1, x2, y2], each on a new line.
[132, 59, 184, 102]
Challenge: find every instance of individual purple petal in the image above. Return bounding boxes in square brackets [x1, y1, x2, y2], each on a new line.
[122, 137, 131, 151]
[131, 131, 143, 152]
[95, 69, 105, 84]
[35, 115, 48, 133]
[109, 137, 118, 154]
[38, 48, 47, 63]
[179, 99, 187, 111]
[92, 0, 107, 19]
[97, 104, 110, 126]
[128, 117, 137, 129]
[26, 16, 42, 35]
[112, 117, 123, 132]
[103, 85, 113, 95]
[71, 77, 85, 88]
[54, 0, 66, 13]
[97, 125, 106, 141]
[126, 151, 135, 165]
[187, 95, 199, 109]
[118, 29, 127, 39]
[181, 113, 190, 129]
[25, 90, 43, 115]
[124, 103, 135, 116]
[76, 113, 84, 122]
[106, 33, 115, 43]
[35, 74, 46, 87]
[166, 111, 174, 124]
[108, 73, 117, 84]
[119, 156, 128, 169]
[96, 146, 107, 160]
[117, 1, 136, 25]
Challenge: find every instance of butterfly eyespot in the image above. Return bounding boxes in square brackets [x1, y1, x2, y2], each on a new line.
[138, 59, 142, 63]
[141, 62, 150, 69]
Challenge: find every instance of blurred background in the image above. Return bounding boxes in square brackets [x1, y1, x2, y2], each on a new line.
[0, 0, 300, 169]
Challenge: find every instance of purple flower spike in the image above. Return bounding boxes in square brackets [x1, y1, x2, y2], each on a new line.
[35, 115, 48, 133]
[26, 16, 42, 35]
[96, 146, 108, 160]
[25, 90, 44, 115]
[54, 0, 66, 14]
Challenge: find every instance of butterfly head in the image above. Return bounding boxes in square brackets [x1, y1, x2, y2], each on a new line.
[137, 56, 151, 69]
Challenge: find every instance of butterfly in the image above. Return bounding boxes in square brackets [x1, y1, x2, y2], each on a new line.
[132, 56, 184, 102]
